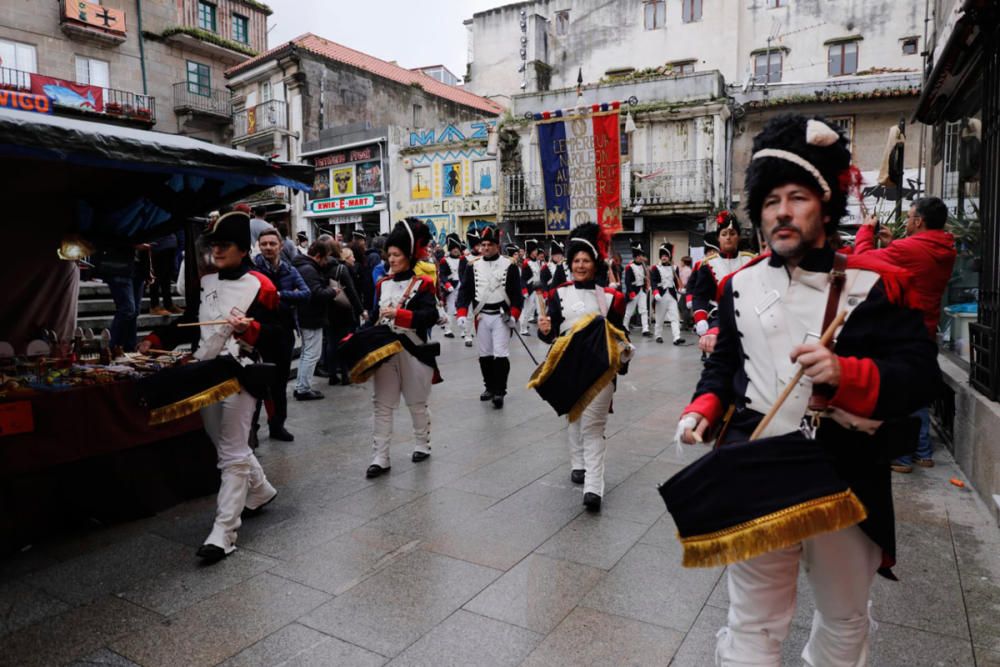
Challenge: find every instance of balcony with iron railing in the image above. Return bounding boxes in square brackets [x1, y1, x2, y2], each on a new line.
[172, 82, 232, 120]
[502, 159, 714, 214]
[232, 100, 288, 141]
[0, 66, 156, 124]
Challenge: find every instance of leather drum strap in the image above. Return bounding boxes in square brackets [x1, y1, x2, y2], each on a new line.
[807, 252, 848, 413]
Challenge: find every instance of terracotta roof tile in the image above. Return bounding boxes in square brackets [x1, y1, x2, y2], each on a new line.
[226, 33, 503, 115]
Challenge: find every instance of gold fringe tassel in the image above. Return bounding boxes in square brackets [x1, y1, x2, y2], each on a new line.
[148, 377, 242, 426]
[349, 341, 404, 384]
[527, 314, 629, 423]
[679, 490, 868, 568]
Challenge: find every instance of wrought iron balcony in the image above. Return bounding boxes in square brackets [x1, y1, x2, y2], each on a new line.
[502, 159, 714, 213]
[172, 82, 232, 119]
[0, 66, 155, 123]
[232, 100, 288, 140]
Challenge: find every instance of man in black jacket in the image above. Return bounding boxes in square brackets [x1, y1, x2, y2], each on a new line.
[291, 241, 336, 400]
[320, 235, 364, 385]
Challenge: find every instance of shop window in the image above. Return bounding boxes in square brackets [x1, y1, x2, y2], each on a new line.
[75, 56, 109, 89]
[186, 60, 211, 97]
[753, 51, 782, 83]
[643, 1, 665, 30]
[555, 10, 570, 37]
[197, 1, 217, 33]
[682, 0, 702, 23]
[828, 41, 859, 76]
[232, 14, 249, 44]
[902, 37, 919, 55]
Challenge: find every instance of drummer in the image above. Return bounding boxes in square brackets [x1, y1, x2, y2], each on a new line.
[365, 218, 440, 478]
[676, 114, 939, 665]
[139, 211, 279, 563]
[536, 222, 626, 512]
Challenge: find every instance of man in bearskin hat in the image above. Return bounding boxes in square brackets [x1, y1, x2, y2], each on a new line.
[139, 211, 279, 563]
[688, 212, 757, 354]
[622, 242, 651, 337]
[456, 223, 524, 408]
[650, 242, 686, 345]
[519, 238, 543, 335]
[438, 233, 467, 340]
[676, 114, 940, 665]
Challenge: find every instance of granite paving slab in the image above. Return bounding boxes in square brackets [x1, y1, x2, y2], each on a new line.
[386, 610, 542, 667]
[218, 623, 386, 667]
[535, 512, 651, 570]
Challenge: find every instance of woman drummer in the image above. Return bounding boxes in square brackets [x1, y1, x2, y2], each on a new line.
[365, 218, 440, 478]
[536, 222, 627, 512]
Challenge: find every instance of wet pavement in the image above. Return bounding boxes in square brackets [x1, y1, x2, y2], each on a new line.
[2, 328, 999, 666]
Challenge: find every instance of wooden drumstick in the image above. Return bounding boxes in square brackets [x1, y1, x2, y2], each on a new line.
[750, 310, 848, 441]
[177, 318, 254, 328]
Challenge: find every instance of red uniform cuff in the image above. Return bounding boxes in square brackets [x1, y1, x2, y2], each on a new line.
[628, 292, 636, 300]
[395, 308, 414, 328]
[693, 310, 708, 323]
[684, 393, 724, 425]
[522, 288, 528, 296]
[236, 321, 261, 346]
[706, 327, 719, 336]
[456, 307, 468, 318]
[830, 356, 880, 417]
[510, 307, 521, 320]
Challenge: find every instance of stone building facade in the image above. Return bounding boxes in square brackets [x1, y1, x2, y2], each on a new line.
[0, 0, 269, 143]
[225, 33, 502, 236]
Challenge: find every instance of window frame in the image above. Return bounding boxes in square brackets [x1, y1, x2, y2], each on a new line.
[74, 55, 110, 89]
[186, 60, 211, 97]
[671, 60, 696, 75]
[555, 10, 570, 37]
[902, 37, 919, 55]
[0, 38, 37, 73]
[828, 115, 855, 152]
[643, 0, 666, 30]
[232, 13, 249, 44]
[828, 40, 859, 77]
[753, 51, 783, 83]
[682, 0, 703, 23]
[197, 1, 217, 33]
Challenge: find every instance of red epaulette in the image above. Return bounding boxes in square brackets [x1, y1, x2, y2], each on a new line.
[248, 271, 279, 310]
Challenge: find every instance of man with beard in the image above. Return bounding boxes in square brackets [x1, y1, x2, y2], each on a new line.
[677, 114, 939, 665]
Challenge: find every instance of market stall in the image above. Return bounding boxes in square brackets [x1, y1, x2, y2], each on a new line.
[0, 105, 312, 554]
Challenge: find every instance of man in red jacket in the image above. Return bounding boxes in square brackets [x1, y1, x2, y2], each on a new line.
[855, 196, 956, 472]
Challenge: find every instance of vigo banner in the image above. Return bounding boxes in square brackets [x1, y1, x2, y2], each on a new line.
[534, 101, 622, 236]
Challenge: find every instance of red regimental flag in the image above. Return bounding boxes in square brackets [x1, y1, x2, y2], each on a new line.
[592, 111, 622, 236]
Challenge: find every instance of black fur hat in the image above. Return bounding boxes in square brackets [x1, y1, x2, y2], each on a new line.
[567, 223, 602, 263]
[386, 217, 432, 261]
[630, 242, 646, 258]
[744, 113, 853, 233]
[478, 223, 501, 244]
[658, 242, 674, 259]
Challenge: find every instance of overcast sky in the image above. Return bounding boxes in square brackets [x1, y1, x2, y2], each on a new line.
[264, 0, 504, 79]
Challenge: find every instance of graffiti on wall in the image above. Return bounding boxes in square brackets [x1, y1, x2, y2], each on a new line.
[408, 120, 497, 147]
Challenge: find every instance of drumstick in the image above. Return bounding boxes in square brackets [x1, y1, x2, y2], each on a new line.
[177, 318, 254, 327]
[749, 309, 848, 441]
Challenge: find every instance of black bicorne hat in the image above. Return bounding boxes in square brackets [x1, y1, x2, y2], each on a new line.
[525, 238, 539, 252]
[716, 210, 741, 233]
[351, 229, 367, 241]
[446, 233, 463, 251]
[385, 217, 431, 260]
[744, 114, 852, 232]
[504, 243, 520, 257]
[478, 223, 501, 244]
[466, 228, 482, 246]
[205, 211, 251, 251]
[566, 222, 602, 263]
[549, 239, 565, 256]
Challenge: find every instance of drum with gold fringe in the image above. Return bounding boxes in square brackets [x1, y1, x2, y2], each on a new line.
[527, 313, 629, 423]
[137, 356, 244, 426]
[338, 325, 404, 384]
[657, 431, 868, 568]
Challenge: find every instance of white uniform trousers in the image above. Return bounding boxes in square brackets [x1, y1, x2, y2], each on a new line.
[716, 525, 882, 667]
[200, 390, 275, 553]
[442, 288, 461, 336]
[521, 290, 538, 333]
[654, 294, 682, 341]
[566, 383, 614, 497]
[624, 290, 650, 333]
[476, 312, 512, 358]
[371, 350, 433, 468]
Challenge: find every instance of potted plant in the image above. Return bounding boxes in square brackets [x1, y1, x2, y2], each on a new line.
[132, 107, 152, 121]
[106, 102, 123, 115]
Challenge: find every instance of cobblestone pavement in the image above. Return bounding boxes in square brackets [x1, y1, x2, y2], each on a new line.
[2, 329, 999, 666]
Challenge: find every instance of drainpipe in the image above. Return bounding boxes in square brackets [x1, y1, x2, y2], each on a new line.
[136, 0, 148, 95]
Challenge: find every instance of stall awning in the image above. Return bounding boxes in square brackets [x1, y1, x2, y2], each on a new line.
[0, 107, 313, 240]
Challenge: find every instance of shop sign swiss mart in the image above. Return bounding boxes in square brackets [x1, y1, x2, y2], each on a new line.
[310, 195, 375, 213]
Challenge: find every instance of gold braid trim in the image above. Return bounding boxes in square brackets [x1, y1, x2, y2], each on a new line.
[679, 489, 868, 568]
[148, 377, 242, 426]
[527, 314, 628, 423]
[349, 341, 404, 384]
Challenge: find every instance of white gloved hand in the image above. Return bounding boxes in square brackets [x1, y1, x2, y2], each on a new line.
[653, 292, 662, 302]
[507, 316, 518, 330]
[457, 316, 467, 329]
[695, 320, 709, 336]
[673, 415, 699, 460]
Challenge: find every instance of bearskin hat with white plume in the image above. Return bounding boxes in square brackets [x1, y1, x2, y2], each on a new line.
[386, 217, 432, 261]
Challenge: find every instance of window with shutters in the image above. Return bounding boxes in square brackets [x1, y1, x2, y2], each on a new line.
[902, 37, 918, 55]
[555, 10, 570, 36]
[753, 51, 782, 83]
[75, 56, 110, 89]
[232, 14, 249, 44]
[682, 0, 702, 23]
[643, 1, 665, 30]
[828, 41, 859, 76]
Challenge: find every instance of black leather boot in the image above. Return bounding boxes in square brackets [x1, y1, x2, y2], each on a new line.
[479, 356, 494, 401]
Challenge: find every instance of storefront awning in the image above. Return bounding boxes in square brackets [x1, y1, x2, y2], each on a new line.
[0, 106, 313, 240]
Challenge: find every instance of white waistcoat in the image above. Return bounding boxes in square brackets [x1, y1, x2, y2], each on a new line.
[655, 263, 675, 289]
[556, 284, 609, 334]
[445, 256, 462, 281]
[731, 261, 880, 438]
[195, 272, 260, 361]
[473, 257, 511, 305]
